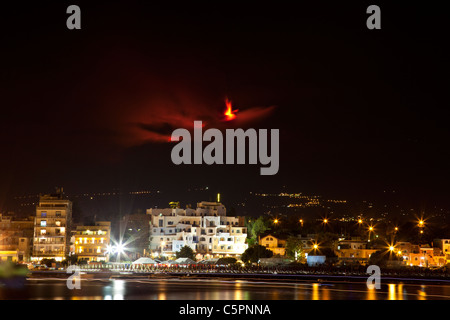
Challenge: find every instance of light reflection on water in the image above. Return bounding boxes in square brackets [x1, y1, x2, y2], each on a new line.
[71, 296, 102, 300]
[418, 285, 427, 300]
[112, 280, 125, 300]
[1, 278, 450, 300]
[388, 284, 396, 300]
[312, 283, 319, 300]
[158, 292, 167, 300]
[366, 287, 376, 300]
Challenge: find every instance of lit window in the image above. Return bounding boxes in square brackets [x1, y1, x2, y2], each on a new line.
[40, 220, 47, 227]
[40, 229, 46, 235]
[55, 221, 61, 227]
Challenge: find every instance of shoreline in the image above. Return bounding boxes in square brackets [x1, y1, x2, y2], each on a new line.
[27, 270, 450, 285]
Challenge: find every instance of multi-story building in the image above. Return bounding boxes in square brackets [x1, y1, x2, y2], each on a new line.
[435, 239, 450, 264]
[299, 234, 317, 252]
[259, 234, 286, 256]
[120, 214, 150, 261]
[72, 221, 111, 262]
[32, 191, 72, 262]
[0, 213, 34, 262]
[335, 239, 377, 265]
[429, 247, 446, 267]
[407, 245, 446, 267]
[384, 242, 446, 267]
[147, 201, 247, 259]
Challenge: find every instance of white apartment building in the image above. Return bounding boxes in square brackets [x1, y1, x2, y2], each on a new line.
[147, 202, 247, 258]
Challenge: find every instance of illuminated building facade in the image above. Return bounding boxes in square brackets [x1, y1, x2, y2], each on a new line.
[32, 191, 72, 262]
[335, 239, 377, 265]
[259, 234, 286, 256]
[72, 221, 111, 262]
[435, 239, 450, 264]
[147, 202, 247, 258]
[0, 213, 34, 262]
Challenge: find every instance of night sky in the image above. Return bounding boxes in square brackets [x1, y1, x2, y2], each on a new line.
[1, 2, 449, 213]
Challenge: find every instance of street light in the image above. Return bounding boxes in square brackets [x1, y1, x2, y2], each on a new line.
[116, 243, 125, 255]
[312, 243, 319, 256]
[358, 219, 363, 224]
[367, 225, 374, 242]
[106, 244, 114, 255]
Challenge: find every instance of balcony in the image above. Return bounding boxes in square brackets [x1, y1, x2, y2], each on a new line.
[218, 238, 234, 244]
[36, 238, 65, 244]
[191, 237, 199, 243]
[33, 250, 65, 256]
[0, 245, 17, 251]
[217, 232, 230, 237]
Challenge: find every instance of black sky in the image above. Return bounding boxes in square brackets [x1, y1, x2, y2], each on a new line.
[1, 1, 449, 211]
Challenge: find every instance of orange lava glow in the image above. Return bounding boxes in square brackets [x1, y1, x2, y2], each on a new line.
[224, 98, 238, 121]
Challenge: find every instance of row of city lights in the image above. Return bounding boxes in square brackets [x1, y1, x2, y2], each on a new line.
[272, 217, 427, 233]
[275, 219, 421, 255]
[100, 219, 427, 257]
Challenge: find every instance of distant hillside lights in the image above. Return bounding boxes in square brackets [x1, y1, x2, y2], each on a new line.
[171, 121, 279, 175]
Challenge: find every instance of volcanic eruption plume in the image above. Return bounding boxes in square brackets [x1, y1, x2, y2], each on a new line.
[224, 98, 238, 121]
[121, 97, 276, 147]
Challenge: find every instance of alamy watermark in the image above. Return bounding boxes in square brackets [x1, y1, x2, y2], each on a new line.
[66, 265, 81, 290]
[170, 121, 280, 175]
[366, 265, 381, 289]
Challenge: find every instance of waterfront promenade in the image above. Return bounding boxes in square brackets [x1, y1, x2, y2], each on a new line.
[28, 264, 450, 285]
